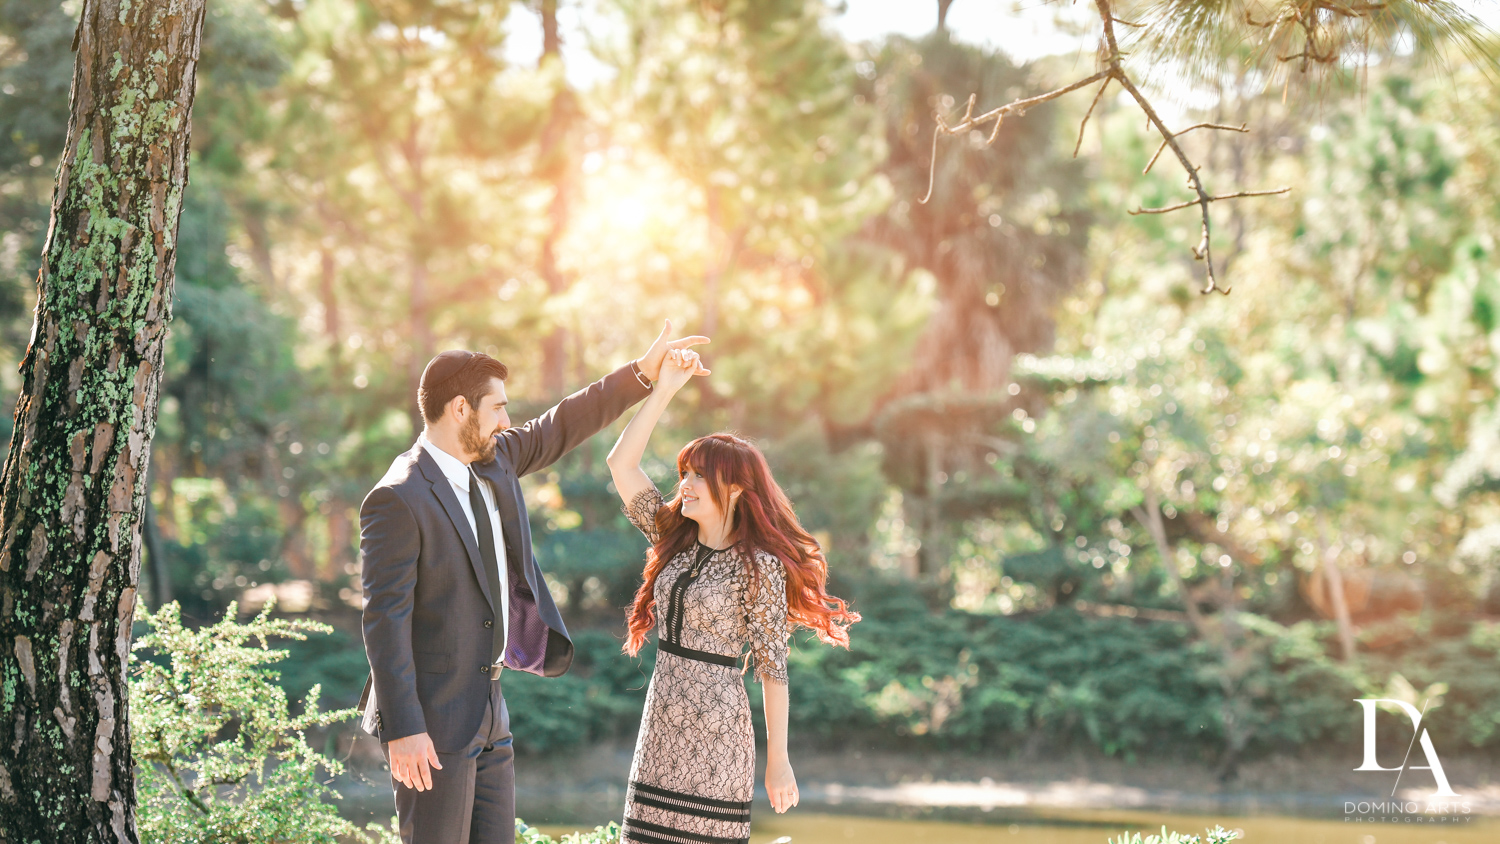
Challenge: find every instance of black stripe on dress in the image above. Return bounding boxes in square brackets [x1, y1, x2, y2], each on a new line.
[624, 830, 691, 844]
[624, 828, 748, 844]
[631, 780, 752, 811]
[631, 794, 749, 823]
[623, 819, 749, 844]
[656, 639, 739, 668]
[666, 554, 699, 642]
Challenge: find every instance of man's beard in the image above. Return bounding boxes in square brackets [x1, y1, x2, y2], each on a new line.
[460, 411, 497, 463]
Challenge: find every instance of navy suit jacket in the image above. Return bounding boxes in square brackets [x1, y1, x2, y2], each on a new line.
[357, 362, 650, 750]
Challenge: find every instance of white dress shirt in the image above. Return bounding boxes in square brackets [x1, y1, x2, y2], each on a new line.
[419, 433, 509, 656]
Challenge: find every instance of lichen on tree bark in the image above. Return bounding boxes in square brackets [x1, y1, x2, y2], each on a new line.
[0, 1, 206, 841]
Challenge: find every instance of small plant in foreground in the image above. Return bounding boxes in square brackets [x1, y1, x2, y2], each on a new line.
[131, 600, 399, 843]
[517, 820, 622, 844]
[1108, 825, 1243, 844]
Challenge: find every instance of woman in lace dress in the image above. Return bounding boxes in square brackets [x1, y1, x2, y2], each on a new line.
[604, 344, 859, 844]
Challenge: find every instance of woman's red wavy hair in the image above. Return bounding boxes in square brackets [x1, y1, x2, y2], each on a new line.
[624, 433, 860, 657]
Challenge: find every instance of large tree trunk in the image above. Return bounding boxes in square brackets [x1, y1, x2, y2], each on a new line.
[0, 1, 205, 839]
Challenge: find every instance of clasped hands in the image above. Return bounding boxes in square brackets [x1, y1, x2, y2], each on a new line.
[656, 346, 710, 392]
[636, 318, 711, 390]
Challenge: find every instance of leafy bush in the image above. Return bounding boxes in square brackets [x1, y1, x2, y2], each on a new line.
[1358, 618, 1500, 750]
[502, 577, 1230, 758]
[495, 574, 1500, 762]
[131, 601, 398, 844]
[272, 621, 375, 711]
[305, 568, 1499, 765]
[782, 579, 1225, 756]
[517, 820, 621, 844]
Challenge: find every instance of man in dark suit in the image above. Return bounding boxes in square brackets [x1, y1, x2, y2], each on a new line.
[359, 321, 708, 843]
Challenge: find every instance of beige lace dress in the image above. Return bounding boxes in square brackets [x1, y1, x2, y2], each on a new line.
[618, 486, 790, 844]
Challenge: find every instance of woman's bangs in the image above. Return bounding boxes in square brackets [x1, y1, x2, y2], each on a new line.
[676, 438, 738, 504]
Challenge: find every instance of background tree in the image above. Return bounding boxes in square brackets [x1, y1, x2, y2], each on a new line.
[0, 0, 206, 840]
[858, 31, 1090, 576]
[535, 0, 584, 396]
[0, 1, 75, 413]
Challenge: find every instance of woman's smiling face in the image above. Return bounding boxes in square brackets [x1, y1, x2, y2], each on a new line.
[677, 466, 721, 526]
[678, 465, 738, 529]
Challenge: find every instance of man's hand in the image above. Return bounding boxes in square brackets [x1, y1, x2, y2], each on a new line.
[387, 732, 443, 791]
[637, 319, 710, 382]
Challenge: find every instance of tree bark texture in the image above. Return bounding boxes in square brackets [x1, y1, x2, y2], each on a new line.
[0, 1, 205, 840]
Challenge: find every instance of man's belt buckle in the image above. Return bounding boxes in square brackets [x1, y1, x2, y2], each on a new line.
[488, 663, 503, 681]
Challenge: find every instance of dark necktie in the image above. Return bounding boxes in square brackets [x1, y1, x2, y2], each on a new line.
[468, 467, 506, 671]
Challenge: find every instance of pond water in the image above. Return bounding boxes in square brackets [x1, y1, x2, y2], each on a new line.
[740, 810, 1497, 844]
[337, 781, 1498, 844]
[521, 802, 1500, 844]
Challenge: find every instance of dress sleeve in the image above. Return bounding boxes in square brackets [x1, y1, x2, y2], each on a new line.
[622, 485, 666, 545]
[744, 551, 790, 686]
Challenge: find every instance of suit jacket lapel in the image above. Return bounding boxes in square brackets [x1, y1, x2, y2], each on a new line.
[415, 444, 495, 612]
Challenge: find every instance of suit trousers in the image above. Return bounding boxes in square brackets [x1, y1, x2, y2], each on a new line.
[383, 679, 515, 844]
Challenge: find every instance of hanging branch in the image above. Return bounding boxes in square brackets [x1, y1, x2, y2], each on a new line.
[921, 0, 1298, 294]
[918, 0, 1480, 290]
[918, 70, 1112, 204]
[1073, 77, 1112, 158]
[1143, 123, 1247, 174]
[1130, 187, 1291, 215]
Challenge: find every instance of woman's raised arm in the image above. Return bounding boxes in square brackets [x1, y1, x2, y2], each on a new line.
[605, 348, 708, 507]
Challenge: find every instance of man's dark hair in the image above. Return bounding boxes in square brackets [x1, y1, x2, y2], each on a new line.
[418, 352, 509, 423]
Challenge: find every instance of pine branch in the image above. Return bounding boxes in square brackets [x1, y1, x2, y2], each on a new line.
[1143, 124, 1248, 175]
[918, 71, 1111, 205]
[1074, 77, 1112, 159]
[922, 0, 1311, 294]
[1130, 187, 1292, 216]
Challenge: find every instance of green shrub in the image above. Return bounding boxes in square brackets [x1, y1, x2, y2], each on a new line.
[401, 575, 1500, 762]
[131, 600, 399, 844]
[1358, 618, 1500, 750]
[517, 820, 621, 844]
[272, 621, 373, 710]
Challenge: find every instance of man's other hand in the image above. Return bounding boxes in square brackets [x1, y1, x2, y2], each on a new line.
[388, 731, 443, 791]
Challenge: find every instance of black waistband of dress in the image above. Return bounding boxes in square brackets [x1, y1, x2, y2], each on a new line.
[658, 639, 739, 668]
